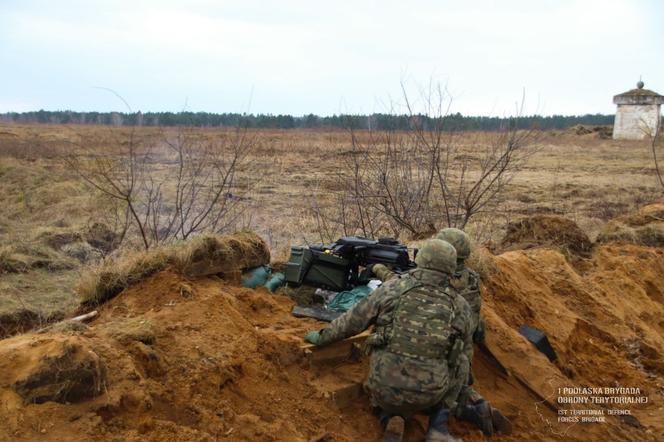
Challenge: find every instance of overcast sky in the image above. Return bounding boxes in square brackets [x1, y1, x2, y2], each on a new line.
[1, 0, 662, 116]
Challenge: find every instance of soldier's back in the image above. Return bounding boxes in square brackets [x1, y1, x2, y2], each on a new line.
[365, 269, 472, 414]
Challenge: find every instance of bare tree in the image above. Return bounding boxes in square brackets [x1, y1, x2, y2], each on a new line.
[64, 125, 254, 249]
[145, 127, 253, 242]
[311, 81, 539, 241]
[646, 118, 664, 189]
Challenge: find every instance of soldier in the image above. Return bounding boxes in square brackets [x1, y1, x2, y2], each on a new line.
[372, 229, 511, 437]
[435, 228, 510, 437]
[304, 239, 473, 442]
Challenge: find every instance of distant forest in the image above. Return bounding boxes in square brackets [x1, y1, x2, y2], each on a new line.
[0, 110, 614, 131]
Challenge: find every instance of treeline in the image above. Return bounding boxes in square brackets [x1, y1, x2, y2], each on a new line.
[0, 110, 614, 131]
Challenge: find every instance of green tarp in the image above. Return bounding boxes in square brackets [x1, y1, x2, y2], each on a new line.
[327, 285, 372, 312]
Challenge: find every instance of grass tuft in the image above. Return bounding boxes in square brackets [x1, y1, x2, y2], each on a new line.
[466, 246, 498, 279]
[499, 215, 593, 257]
[596, 221, 664, 247]
[173, 231, 270, 277]
[76, 231, 270, 307]
[76, 248, 171, 307]
[0, 246, 32, 273]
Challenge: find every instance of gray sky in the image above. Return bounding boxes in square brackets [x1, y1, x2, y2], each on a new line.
[1, 0, 662, 116]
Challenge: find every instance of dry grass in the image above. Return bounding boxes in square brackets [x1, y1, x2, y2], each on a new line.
[596, 221, 664, 247]
[174, 231, 270, 278]
[0, 242, 78, 273]
[1, 123, 663, 330]
[0, 269, 78, 338]
[76, 247, 171, 307]
[76, 231, 270, 306]
[0, 246, 32, 273]
[465, 246, 498, 279]
[499, 214, 593, 257]
[595, 203, 664, 247]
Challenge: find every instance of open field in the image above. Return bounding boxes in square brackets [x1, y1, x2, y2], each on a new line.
[0, 123, 662, 325]
[0, 123, 663, 441]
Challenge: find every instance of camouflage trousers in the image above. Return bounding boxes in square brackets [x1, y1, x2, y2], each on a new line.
[365, 350, 451, 418]
[453, 355, 485, 416]
[442, 353, 470, 411]
[365, 350, 470, 418]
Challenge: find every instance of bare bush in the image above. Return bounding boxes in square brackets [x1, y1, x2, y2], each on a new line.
[63, 126, 254, 249]
[312, 82, 539, 241]
[647, 119, 664, 189]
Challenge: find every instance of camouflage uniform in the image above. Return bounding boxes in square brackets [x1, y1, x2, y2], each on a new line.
[318, 261, 474, 416]
[373, 233, 485, 410]
[435, 229, 486, 410]
[449, 266, 482, 339]
[373, 263, 482, 337]
[449, 264, 485, 407]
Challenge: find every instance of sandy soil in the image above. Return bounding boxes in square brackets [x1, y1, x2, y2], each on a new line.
[1, 206, 662, 441]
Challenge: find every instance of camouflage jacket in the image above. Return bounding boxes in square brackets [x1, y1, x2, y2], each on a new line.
[374, 263, 481, 335]
[449, 266, 481, 334]
[318, 268, 473, 410]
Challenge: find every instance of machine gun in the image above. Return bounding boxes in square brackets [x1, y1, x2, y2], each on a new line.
[285, 236, 416, 291]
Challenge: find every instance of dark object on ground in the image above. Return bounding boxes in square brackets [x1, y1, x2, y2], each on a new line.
[519, 325, 557, 362]
[291, 306, 342, 322]
[620, 414, 641, 428]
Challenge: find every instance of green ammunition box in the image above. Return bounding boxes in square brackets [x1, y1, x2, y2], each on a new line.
[285, 247, 351, 291]
[285, 246, 313, 285]
[303, 252, 350, 291]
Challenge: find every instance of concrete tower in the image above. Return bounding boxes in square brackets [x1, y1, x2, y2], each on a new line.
[613, 80, 664, 140]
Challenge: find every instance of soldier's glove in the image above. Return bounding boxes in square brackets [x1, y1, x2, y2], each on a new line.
[304, 330, 322, 345]
[473, 319, 486, 344]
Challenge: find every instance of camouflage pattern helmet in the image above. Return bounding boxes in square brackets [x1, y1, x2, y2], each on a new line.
[436, 228, 471, 260]
[415, 239, 457, 274]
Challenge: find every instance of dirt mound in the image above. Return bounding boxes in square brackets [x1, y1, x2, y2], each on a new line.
[84, 223, 119, 254]
[77, 232, 270, 307]
[0, 269, 380, 441]
[612, 202, 664, 227]
[38, 229, 83, 249]
[0, 242, 77, 274]
[597, 222, 664, 247]
[597, 203, 664, 247]
[0, 309, 65, 339]
[567, 125, 612, 139]
[1, 225, 663, 441]
[476, 243, 664, 441]
[500, 215, 593, 256]
[1, 335, 106, 405]
[177, 232, 271, 278]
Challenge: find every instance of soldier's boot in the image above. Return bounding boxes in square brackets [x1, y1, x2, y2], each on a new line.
[459, 400, 512, 437]
[426, 408, 462, 442]
[490, 406, 512, 435]
[382, 416, 405, 442]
